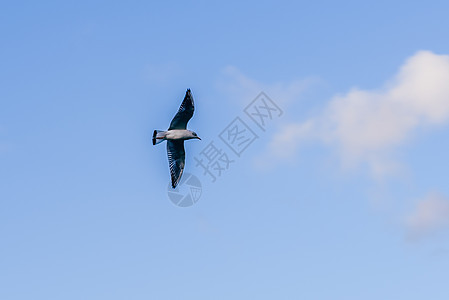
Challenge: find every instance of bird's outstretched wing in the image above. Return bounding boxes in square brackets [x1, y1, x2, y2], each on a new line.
[167, 140, 185, 188]
[168, 89, 194, 130]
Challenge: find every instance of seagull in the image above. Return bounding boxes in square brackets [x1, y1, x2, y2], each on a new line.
[153, 89, 201, 188]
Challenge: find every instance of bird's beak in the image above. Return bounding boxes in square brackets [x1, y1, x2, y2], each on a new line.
[196, 137, 201, 140]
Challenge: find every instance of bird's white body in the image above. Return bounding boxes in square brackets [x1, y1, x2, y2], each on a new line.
[164, 129, 197, 140]
[154, 129, 200, 143]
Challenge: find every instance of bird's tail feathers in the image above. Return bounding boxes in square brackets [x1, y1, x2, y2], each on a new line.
[152, 130, 166, 145]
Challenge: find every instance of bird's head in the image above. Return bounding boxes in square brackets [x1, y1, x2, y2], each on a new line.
[189, 131, 201, 140]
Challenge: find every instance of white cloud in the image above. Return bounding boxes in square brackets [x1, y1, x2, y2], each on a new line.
[405, 192, 449, 240]
[221, 52, 449, 243]
[262, 51, 449, 176]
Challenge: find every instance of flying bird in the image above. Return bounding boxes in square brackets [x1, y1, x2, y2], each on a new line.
[153, 89, 201, 188]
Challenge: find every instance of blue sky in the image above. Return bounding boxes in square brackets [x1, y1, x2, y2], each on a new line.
[1, 1, 449, 299]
